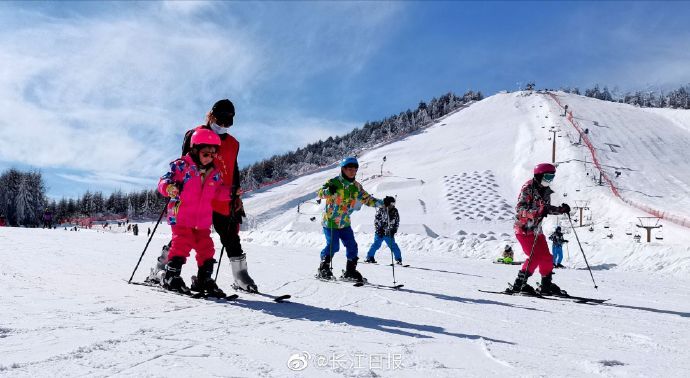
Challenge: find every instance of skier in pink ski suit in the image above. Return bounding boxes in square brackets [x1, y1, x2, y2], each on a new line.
[509, 163, 570, 295]
[157, 129, 230, 296]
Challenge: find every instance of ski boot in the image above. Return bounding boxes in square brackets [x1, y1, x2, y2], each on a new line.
[537, 273, 567, 296]
[229, 254, 258, 293]
[364, 256, 377, 264]
[190, 259, 226, 298]
[146, 242, 170, 284]
[507, 270, 536, 295]
[395, 259, 403, 265]
[318, 254, 334, 279]
[342, 257, 365, 283]
[163, 256, 191, 294]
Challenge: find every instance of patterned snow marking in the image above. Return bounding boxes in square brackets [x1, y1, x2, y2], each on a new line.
[443, 171, 514, 222]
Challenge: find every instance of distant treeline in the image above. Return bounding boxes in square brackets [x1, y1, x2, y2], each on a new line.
[239, 90, 483, 190]
[0, 167, 166, 226]
[0, 169, 47, 226]
[560, 84, 690, 109]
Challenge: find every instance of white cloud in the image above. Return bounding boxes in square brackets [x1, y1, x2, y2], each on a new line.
[0, 3, 403, 196]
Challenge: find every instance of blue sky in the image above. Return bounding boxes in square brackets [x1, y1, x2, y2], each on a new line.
[1, 1, 688, 199]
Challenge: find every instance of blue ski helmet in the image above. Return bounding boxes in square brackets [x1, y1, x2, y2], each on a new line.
[340, 156, 359, 168]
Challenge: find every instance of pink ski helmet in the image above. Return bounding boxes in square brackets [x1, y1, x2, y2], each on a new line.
[533, 163, 556, 175]
[191, 128, 221, 147]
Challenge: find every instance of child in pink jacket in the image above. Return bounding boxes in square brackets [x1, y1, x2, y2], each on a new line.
[158, 129, 230, 297]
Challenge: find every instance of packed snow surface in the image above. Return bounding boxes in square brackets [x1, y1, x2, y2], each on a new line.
[2, 91, 689, 377]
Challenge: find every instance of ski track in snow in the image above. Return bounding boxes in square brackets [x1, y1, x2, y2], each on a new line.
[3, 91, 690, 377]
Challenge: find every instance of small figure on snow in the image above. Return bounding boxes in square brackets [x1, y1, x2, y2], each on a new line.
[316, 157, 383, 283]
[509, 163, 571, 295]
[549, 226, 569, 268]
[156, 128, 229, 297]
[496, 244, 514, 264]
[364, 196, 402, 265]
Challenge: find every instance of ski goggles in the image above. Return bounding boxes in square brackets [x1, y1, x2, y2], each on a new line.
[343, 164, 359, 169]
[542, 173, 556, 182]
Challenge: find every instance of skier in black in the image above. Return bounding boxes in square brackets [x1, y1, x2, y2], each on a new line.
[364, 196, 402, 264]
[549, 226, 568, 268]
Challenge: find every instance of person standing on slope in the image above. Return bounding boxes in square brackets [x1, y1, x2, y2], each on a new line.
[549, 226, 569, 268]
[317, 157, 383, 283]
[509, 163, 570, 295]
[157, 129, 229, 297]
[183, 99, 258, 293]
[364, 196, 403, 264]
[149, 99, 258, 293]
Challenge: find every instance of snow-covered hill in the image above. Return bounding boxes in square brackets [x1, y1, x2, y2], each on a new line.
[2, 91, 690, 377]
[244, 91, 690, 275]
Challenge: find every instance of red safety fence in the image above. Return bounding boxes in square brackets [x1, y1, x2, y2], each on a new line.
[547, 93, 690, 228]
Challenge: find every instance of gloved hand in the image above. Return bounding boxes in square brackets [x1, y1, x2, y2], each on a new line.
[166, 183, 181, 197]
[233, 197, 244, 215]
[323, 182, 337, 195]
[559, 203, 571, 214]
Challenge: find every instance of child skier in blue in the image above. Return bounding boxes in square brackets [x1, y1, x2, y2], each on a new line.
[549, 226, 569, 268]
[364, 196, 403, 264]
[317, 157, 383, 283]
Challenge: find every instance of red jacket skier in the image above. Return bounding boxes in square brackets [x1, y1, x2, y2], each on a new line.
[509, 163, 570, 295]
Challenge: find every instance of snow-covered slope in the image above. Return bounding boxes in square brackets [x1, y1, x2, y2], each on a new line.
[2, 91, 690, 377]
[244, 91, 690, 275]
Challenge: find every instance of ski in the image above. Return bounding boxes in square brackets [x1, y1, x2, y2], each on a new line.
[388, 263, 410, 267]
[315, 275, 363, 287]
[231, 284, 291, 302]
[479, 289, 606, 304]
[314, 275, 403, 290]
[492, 261, 525, 266]
[478, 289, 558, 301]
[365, 282, 404, 290]
[129, 280, 238, 301]
[541, 293, 608, 304]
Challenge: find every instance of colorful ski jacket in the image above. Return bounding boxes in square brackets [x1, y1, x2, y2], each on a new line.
[374, 206, 400, 236]
[317, 175, 381, 229]
[158, 154, 229, 229]
[513, 179, 560, 235]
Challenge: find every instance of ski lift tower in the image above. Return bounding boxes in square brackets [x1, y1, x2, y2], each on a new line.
[549, 126, 559, 163]
[573, 200, 590, 227]
[636, 217, 662, 243]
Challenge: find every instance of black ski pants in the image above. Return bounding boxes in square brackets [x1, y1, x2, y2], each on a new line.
[212, 212, 244, 258]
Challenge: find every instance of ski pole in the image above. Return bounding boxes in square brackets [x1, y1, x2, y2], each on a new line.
[127, 198, 170, 284]
[518, 217, 543, 292]
[384, 210, 398, 287]
[215, 246, 225, 281]
[567, 213, 598, 289]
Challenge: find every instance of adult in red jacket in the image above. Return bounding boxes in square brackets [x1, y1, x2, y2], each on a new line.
[180, 99, 258, 292]
[509, 163, 570, 295]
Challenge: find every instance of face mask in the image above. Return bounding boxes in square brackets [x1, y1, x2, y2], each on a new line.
[210, 123, 230, 135]
[540, 179, 551, 187]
